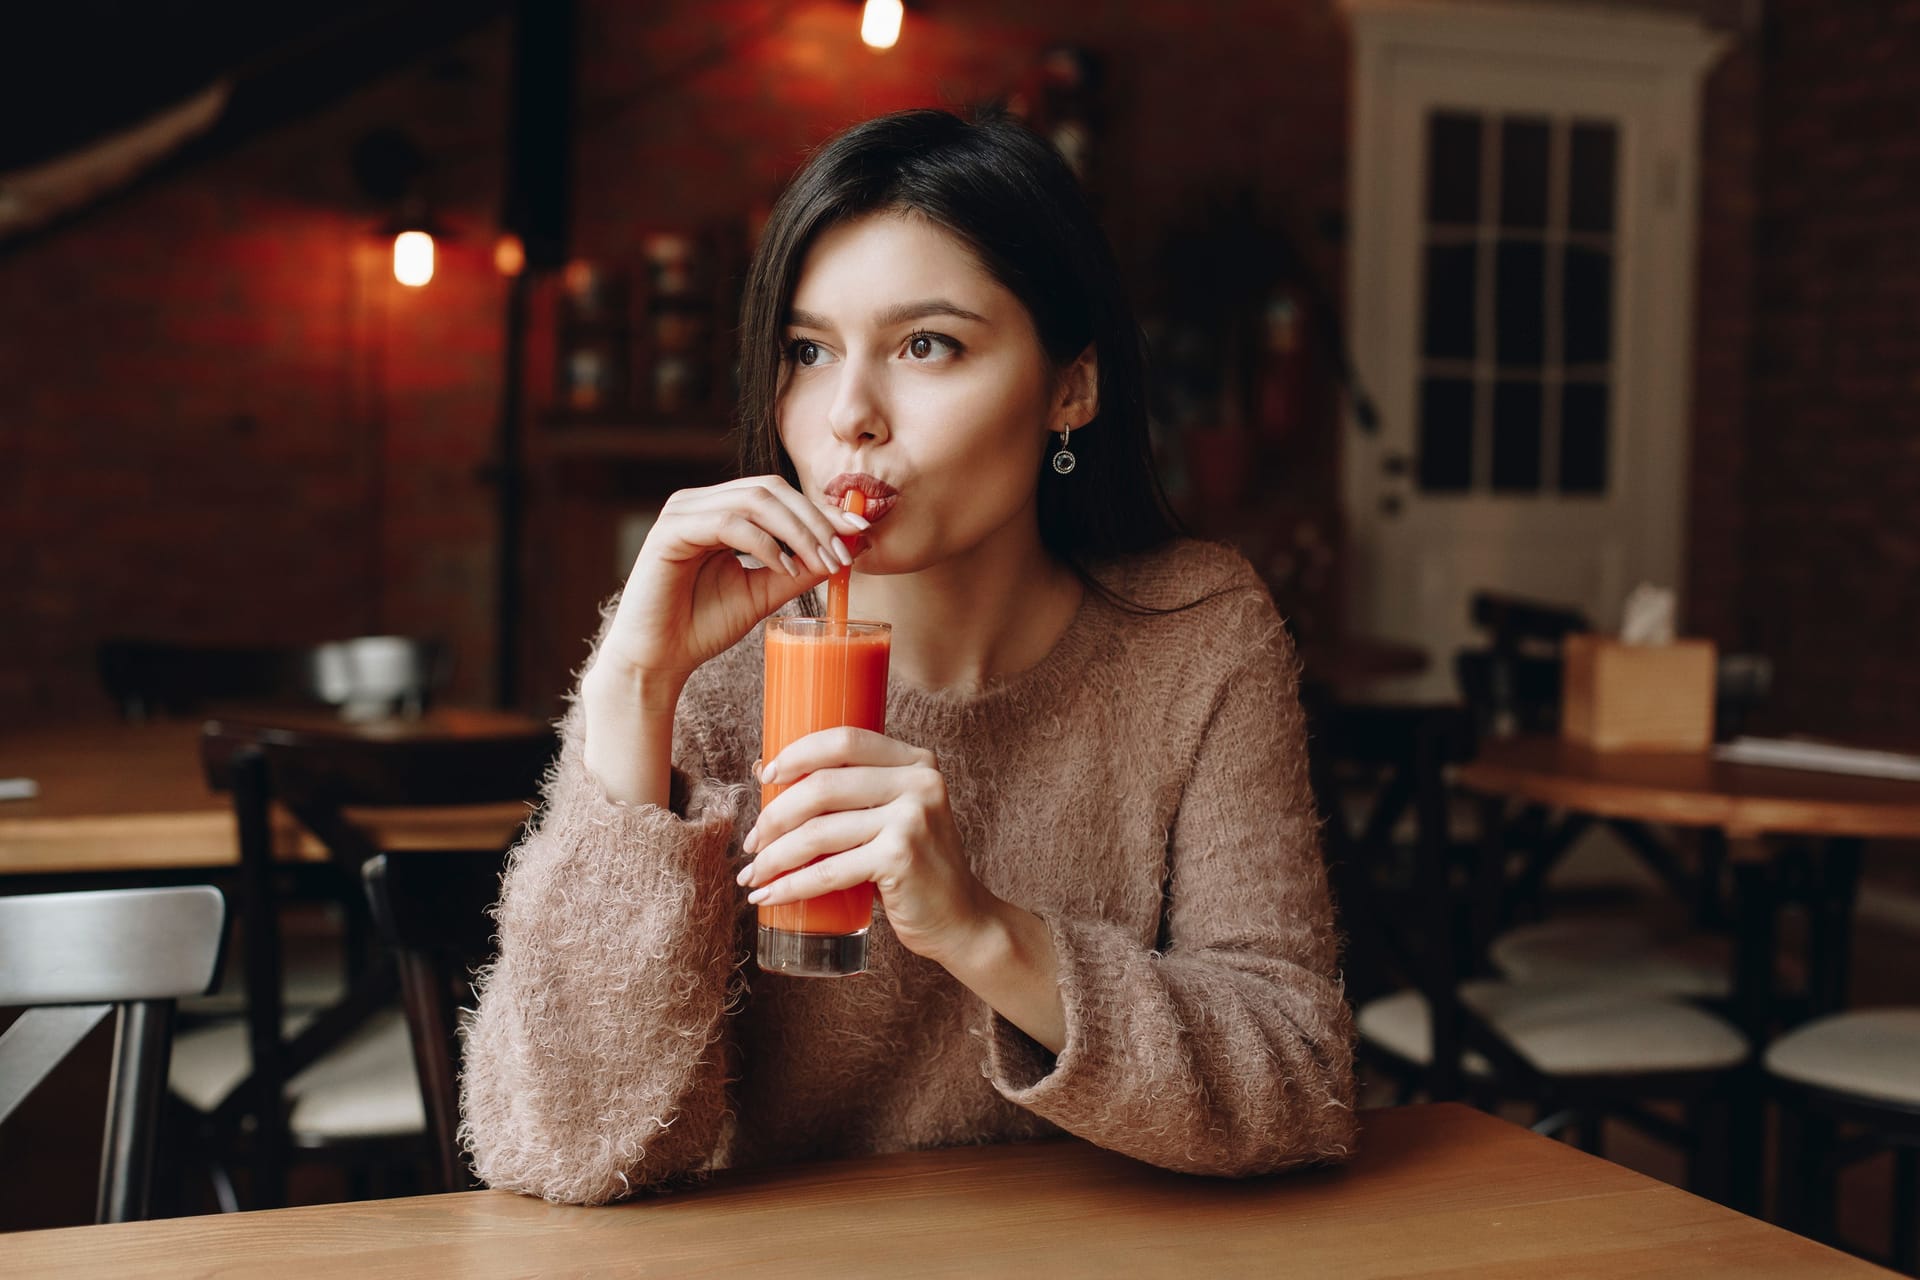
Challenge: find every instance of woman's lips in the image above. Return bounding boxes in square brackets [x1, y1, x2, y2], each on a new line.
[825, 473, 898, 523]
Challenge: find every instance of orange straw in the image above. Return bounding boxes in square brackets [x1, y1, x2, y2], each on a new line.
[826, 489, 865, 626]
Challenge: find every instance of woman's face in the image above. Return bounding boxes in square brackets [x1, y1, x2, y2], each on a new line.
[775, 211, 1062, 577]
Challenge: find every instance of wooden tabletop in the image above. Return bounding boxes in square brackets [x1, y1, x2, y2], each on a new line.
[0, 1104, 1884, 1278]
[0, 712, 544, 877]
[1458, 734, 1920, 842]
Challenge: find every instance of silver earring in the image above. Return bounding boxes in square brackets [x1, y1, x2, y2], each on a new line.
[1052, 424, 1077, 475]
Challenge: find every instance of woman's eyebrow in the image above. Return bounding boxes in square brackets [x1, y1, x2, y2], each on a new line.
[786, 300, 989, 331]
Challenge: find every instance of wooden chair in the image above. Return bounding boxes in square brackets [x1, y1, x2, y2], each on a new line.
[172, 720, 553, 1209]
[361, 848, 510, 1191]
[98, 636, 451, 723]
[1768, 1009, 1920, 1273]
[0, 886, 226, 1223]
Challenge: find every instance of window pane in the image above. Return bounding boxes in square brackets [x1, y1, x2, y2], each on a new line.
[1563, 246, 1613, 365]
[1427, 112, 1482, 226]
[1418, 377, 1475, 493]
[1569, 122, 1618, 234]
[1422, 243, 1477, 360]
[1495, 241, 1545, 368]
[1492, 381, 1544, 492]
[1499, 117, 1551, 230]
[1561, 383, 1609, 493]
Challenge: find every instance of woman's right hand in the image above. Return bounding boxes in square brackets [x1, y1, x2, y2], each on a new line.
[590, 475, 866, 692]
[580, 476, 865, 808]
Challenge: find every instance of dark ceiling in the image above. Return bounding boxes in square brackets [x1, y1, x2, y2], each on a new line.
[0, 0, 510, 174]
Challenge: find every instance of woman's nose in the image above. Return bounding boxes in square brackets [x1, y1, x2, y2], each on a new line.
[826, 357, 888, 445]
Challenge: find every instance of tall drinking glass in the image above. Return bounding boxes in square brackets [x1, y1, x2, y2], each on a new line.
[757, 618, 891, 977]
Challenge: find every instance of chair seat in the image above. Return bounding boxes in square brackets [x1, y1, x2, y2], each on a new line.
[1764, 1008, 1920, 1108]
[169, 1011, 320, 1113]
[168, 1007, 424, 1139]
[1359, 980, 1749, 1078]
[1489, 917, 1732, 1000]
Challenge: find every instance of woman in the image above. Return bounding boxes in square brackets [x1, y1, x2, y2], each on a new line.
[461, 108, 1355, 1205]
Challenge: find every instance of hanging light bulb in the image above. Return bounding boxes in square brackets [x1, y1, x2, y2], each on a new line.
[393, 229, 435, 287]
[860, 0, 903, 49]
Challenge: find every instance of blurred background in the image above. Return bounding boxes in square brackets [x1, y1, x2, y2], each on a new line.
[10, 0, 1909, 741]
[5, 0, 1920, 1260]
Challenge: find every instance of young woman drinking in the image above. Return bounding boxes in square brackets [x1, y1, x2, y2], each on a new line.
[460, 108, 1356, 1204]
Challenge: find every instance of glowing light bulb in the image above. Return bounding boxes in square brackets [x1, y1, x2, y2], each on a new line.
[493, 233, 526, 277]
[393, 230, 435, 286]
[860, 0, 902, 49]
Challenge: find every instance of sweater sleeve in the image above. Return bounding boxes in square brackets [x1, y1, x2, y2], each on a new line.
[459, 647, 751, 1204]
[980, 619, 1357, 1176]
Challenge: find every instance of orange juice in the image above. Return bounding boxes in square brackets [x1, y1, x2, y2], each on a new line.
[757, 617, 890, 976]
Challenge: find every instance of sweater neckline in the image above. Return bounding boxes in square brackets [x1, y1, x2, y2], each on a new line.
[884, 579, 1115, 732]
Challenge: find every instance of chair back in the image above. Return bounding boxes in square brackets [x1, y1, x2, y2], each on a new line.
[0, 886, 226, 1223]
[362, 848, 510, 1190]
[193, 719, 552, 1205]
[1454, 591, 1591, 738]
[98, 636, 450, 722]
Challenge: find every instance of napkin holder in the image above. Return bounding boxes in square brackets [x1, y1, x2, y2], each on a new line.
[1561, 634, 1717, 752]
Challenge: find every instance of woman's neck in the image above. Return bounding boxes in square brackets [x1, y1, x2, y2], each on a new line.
[849, 523, 1084, 693]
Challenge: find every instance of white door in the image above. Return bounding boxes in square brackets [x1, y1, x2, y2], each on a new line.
[1343, 2, 1724, 699]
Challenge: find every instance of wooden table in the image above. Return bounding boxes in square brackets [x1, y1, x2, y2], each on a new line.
[0, 1104, 1885, 1278]
[0, 712, 542, 880]
[1458, 734, 1920, 1214]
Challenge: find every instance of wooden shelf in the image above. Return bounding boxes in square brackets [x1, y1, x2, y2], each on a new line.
[527, 423, 736, 464]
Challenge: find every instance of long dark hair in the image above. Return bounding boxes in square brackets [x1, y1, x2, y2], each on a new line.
[735, 107, 1193, 607]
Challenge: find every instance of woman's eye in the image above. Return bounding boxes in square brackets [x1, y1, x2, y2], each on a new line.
[905, 332, 959, 361]
[787, 339, 834, 367]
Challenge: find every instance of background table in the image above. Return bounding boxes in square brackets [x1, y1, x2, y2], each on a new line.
[1458, 733, 1920, 1215]
[0, 713, 542, 880]
[0, 1104, 1885, 1278]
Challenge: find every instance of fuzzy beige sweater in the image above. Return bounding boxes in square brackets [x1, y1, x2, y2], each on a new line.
[460, 538, 1356, 1204]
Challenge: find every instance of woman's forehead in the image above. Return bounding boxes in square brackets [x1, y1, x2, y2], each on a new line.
[790, 211, 1005, 321]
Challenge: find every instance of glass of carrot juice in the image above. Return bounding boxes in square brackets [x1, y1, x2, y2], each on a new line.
[756, 617, 891, 977]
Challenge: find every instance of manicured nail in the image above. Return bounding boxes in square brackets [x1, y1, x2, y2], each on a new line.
[817, 544, 839, 572]
[747, 887, 769, 904]
[779, 552, 799, 577]
[742, 828, 758, 854]
[833, 540, 855, 568]
[760, 761, 776, 783]
[840, 511, 871, 531]
[736, 861, 754, 885]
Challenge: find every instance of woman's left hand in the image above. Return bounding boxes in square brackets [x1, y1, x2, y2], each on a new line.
[738, 727, 996, 964]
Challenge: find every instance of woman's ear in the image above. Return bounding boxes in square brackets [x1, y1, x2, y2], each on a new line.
[1054, 344, 1099, 430]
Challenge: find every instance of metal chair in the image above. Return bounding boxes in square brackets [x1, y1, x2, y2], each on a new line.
[97, 636, 451, 723]
[0, 886, 226, 1223]
[362, 848, 510, 1192]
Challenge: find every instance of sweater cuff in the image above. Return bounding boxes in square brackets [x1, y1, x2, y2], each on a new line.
[539, 756, 744, 866]
[981, 914, 1101, 1106]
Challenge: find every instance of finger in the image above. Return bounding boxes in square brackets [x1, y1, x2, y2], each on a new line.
[738, 808, 884, 886]
[685, 480, 855, 573]
[746, 764, 903, 853]
[763, 728, 930, 786]
[746, 843, 883, 907]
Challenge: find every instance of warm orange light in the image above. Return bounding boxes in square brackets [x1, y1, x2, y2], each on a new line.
[860, 0, 902, 49]
[493, 233, 526, 277]
[393, 230, 435, 286]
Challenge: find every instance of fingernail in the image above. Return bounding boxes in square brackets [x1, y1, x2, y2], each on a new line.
[841, 512, 871, 531]
[817, 544, 837, 571]
[742, 828, 758, 854]
[779, 552, 799, 577]
[760, 761, 777, 783]
[747, 887, 769, 904]
[834, 540, 855, 568]
[736, 861, 754, 886]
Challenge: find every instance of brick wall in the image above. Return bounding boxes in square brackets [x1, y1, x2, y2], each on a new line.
[0, 27, 511, 718]
[1741, 0, 1920, 741]
[9, 0, 1904, 739]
